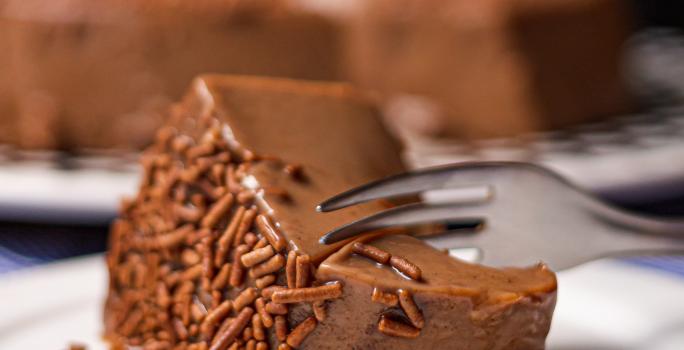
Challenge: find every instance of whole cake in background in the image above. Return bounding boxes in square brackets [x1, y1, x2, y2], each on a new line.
[0, 0, 342, 150]
[348, 0, 636, 138]
[0, 0, 638, 151]
[104, 75, 557, 349]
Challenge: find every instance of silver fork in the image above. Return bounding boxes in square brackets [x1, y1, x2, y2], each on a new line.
[317, 161, 684, 270]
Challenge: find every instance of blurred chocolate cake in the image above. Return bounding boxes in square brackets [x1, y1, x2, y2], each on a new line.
[104, 75, 557, 349]
[0, 0, 636, 149]
[0, 0, 342, 150]
[348, 0, 636, 138]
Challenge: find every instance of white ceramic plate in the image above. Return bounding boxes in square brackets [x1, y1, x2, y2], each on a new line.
[0, 158, 139, 224]
[0, 255, 682, 350]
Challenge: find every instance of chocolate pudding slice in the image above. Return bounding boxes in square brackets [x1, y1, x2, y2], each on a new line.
[348, 0, 634, 138]
[105, 75, 556, 349]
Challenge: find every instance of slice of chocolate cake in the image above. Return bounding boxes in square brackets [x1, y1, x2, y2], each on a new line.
[105, 75, 557, 349]
[348, 0, 635, 138]
[0, 0, 342, 150]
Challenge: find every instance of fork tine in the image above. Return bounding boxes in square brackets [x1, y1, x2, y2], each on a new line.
[317, 162, 526, 212]
[319, 202, 491, 244]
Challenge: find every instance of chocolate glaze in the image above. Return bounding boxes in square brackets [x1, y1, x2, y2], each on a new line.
[321, 234, 556, 299]
[190, 76, 407, 262]
[304, 274, 556, 349]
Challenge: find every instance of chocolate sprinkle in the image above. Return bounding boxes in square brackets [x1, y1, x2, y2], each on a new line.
[105, 121, 343, 349]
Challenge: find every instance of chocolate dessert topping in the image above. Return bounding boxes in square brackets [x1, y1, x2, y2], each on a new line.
[352, 242, 391, 264]
[234, 208, 258, 248]
[104, 119, 345, 350]
[371, 287, 399, 307]
[260, 286, 286, 300]
[286, 317, 317, 348]
[295, 255, 311, 288]
[241, 246, 275, 268]
[264, 302, 288, 315]
[389, 256, 422, 281]
[285, 251, 297, 289]
[254, 298, 273, 329]
[377, 315, 420, 339]
[252, 313, 265, 341]
[351, 241, 423, 281]
[249, 254, 286, 279]
[255, 275, 276, 289]
[214, 206, 245, 265]
[255, 215, 286, 252]
[200, 301, 233, 339]
[210, 264, 231, 291]
[271, 283, 343, 304]
[397, 289, 425, 329]
[229, 245, 249, 288]
[210, 307, 253, 350]
[233, 288, 258, 312]
[275, 315, 288, 342]
[200, 193, 234, 229]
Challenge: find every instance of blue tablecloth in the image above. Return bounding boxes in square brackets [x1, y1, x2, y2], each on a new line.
[628, 256, 684, 277]
[0, 222, 107, 274]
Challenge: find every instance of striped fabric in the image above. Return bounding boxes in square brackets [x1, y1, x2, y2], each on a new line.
[0, 222, 107, 274]
[0, 245, 42, 274]
[625, 256, 684, 278]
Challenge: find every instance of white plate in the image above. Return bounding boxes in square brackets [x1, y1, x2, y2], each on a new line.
[0, 158, 139, 224]
[0, 255, 683, 349]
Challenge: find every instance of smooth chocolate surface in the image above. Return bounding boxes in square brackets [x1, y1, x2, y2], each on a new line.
[309, 235, 556, 349]
[191, 76, 406, 261]
[321, 234, 555, 298]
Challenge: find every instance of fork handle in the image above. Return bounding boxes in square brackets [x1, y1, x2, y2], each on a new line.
[601, 229, 684, 258]
[588, 199, 684, 255]
[589, 195, 684, 235]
